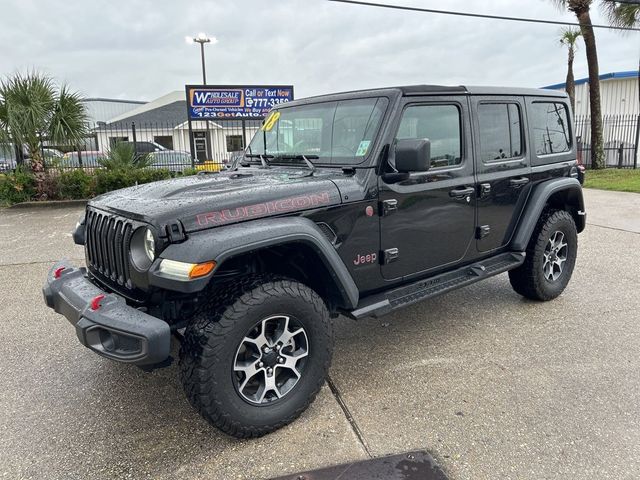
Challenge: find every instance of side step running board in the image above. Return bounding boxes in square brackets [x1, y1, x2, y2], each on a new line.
[348, 252, 526, 319]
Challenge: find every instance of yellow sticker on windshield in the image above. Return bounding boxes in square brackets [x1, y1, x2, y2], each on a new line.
[261, 111, 281, 131]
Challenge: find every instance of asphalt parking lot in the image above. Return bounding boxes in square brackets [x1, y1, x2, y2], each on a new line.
[1, 188, 639, 480]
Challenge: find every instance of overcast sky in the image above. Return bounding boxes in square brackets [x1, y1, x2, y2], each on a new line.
[0, 0, 637, 101]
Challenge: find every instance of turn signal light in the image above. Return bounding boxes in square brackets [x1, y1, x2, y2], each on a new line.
[189, 261, 216, 279]
[158, 259, 217, 281]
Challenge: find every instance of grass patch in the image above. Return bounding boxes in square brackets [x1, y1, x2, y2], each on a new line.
[584, 169, 640, 193]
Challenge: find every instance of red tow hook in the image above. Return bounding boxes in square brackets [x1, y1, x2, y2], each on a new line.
[53, 267, 66, 279]
[90, 294, 106, 311]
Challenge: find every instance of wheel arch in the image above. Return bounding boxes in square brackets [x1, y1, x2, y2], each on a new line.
[511, 177, 585, 252]
[158, 217, 359, 310]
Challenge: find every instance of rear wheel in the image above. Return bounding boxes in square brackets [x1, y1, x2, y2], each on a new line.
[179, 278, 333, 438]
[509, 209, 578, 301]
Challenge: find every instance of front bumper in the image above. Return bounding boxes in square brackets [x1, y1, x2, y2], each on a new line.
[43, 260, 171, 366]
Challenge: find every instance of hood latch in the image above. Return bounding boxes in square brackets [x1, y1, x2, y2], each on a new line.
[165, 221, 186, 243]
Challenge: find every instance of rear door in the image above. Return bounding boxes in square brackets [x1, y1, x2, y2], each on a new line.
[379, 96, 476, 280]
[471, 96, 531, 252]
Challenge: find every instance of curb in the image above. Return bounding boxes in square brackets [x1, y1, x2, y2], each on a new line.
[7, 199, 88, 209]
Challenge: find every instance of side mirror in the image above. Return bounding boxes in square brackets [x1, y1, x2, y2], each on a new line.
[395, 138, 431, 173]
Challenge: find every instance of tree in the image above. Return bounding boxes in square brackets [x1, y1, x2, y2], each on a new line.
[0, 72, 88, 191]
[553, 1, 606, 169]
[559, 28, 582, 114]
[603, 1, 640, 28]
[602, 1, 639, 112]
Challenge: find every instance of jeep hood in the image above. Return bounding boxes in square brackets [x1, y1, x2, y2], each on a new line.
[89, 168, 343, 233]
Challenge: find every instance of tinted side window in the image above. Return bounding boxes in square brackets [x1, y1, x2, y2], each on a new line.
[136, 142, 156, 153]
[154, 135, 173, 149]
[396, 104, 461, 168]
[530, 102, 571, 155]
[478, 103, 522, 162]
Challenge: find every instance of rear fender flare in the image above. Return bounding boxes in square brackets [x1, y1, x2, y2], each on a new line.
[511, 177, 585, 251]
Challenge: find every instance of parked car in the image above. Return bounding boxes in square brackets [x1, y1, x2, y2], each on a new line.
[61, 151, 106, 168]
[0, 158, 16, 173]
[149, 150, 193, 173]
[0, 145, 63, 172]
[44, 85, 585, 439]
[0, 144, 16, 173]
[119, 141, 167, 155]
[42, 148, 64, 168]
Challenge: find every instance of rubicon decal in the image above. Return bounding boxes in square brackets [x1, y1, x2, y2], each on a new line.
[196, 192, 333, 226]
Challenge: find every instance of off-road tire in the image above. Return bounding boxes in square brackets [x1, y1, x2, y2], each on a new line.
[509, 209, 578, 301]
[179, 277, 333, 438]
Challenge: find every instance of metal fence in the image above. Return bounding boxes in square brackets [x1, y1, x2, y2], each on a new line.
[575, 114, 640, 169]
[0, 118, 262, 174]
[3, 113, 639, 174]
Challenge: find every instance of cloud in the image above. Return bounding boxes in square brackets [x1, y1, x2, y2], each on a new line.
[0, 0, 636, 101]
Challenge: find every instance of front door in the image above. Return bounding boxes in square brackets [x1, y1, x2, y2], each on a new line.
[379, 96, 476, 280]
[193, 131, 210, 161]
[471, 97, 531, 252]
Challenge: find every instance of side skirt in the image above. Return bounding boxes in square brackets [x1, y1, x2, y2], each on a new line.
[347, 252, 525, 319]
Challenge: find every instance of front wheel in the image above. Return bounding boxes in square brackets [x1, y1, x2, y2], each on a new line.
[179, 278, 333, 438]
[509, 209, 578, 301]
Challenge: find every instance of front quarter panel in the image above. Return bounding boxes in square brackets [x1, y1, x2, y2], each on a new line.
[153, 217, 359, 309]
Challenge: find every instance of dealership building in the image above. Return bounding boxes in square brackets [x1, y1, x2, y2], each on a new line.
[94, 86, 293, 163]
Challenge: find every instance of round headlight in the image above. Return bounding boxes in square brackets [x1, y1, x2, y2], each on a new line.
[144, 228, 155, 261]
[130, 227, 156, 271]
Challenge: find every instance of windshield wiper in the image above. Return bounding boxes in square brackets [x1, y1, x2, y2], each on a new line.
[244, 153, 274, 168]
[274, 154, 318, 176]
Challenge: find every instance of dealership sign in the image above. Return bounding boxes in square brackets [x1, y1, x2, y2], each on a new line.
[185, 85, 294, 120]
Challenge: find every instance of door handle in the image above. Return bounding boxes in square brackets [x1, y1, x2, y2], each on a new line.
[509, 177, 530, 188]
[449, 186, 474, 199]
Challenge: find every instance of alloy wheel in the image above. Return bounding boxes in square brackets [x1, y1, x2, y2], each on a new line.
[543, 230, 568, 282]
[233, 315, 309, 405]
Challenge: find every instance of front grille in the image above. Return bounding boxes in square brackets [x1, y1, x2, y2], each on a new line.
[85, 208, 135, 290]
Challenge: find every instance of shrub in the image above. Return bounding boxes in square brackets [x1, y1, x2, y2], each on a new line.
[1, 164, 191, 205]
[0, 168, 36, 204]
[39, 173, 61, 200]
[58, 169, 95, 199]
[35, 170, 94, 201]
[179, 167, 199, 177]
[95, 168, 172, 195]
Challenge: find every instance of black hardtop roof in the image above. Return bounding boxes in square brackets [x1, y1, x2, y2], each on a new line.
[279, 84, 567, 108]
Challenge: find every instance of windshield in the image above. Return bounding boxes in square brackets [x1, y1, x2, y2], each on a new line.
[247, 97, 388, 165]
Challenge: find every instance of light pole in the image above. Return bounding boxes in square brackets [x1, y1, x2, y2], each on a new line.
[185, 32, 217, 85]
[185, 33, 218, 163]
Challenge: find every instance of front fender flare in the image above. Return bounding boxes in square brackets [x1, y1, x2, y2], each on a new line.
[153, 217, 359, 309]
[511, 177, 585, 252]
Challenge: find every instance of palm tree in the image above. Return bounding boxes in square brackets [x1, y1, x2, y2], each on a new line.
[559, 28, 582, 114]
[552, 0, 605, 169]
[0, 72, 88, 189]
[602, 1, 639, 111]
[604, 1, 640, 28]
[100, 142, 152, 171]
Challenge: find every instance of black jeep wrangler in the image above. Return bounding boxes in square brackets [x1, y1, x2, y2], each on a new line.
[43, 85, 585, 438]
